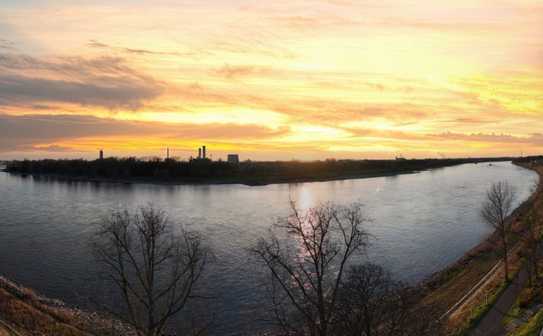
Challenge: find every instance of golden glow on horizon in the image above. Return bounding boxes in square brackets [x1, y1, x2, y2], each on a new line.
[128, 109, 288, 127]
[0, 0, 542, 160]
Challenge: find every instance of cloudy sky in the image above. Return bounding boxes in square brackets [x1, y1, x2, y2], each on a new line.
[0, 0, 542, 160]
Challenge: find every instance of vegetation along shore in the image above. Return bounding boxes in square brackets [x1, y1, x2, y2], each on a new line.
[3, 157, 514, 186]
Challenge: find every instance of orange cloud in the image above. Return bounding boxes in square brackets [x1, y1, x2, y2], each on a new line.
[0, 0, 542, 159]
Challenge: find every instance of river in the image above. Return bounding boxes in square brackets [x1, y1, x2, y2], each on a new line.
[0, 161, 538, 335]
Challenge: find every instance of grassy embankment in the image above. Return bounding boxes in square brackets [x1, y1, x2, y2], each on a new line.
[502, 283, 543, 335]
[0, 277, 134, 336]
[421, 159, 543, 335]
[501, 163, 543, 335]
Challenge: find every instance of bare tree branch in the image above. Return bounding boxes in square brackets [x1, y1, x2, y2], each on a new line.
[481, 181, 516, 282]
[91, 205, 210, 336]
[251, 202, 370, 336]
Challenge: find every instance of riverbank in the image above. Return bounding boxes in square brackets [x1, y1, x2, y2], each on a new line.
[0, 277, 134, 336]
[420, 158, 543, 335]
[3, 157, 512, 186]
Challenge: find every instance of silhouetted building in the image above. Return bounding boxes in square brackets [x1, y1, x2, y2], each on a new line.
[196, 145, 209, 160]
[227, 154, 239, 164]
[99, 150, 104, 160]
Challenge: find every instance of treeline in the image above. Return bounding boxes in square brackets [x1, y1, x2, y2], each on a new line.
[5, 156, 513, 185]
[513, 155, 543, 164]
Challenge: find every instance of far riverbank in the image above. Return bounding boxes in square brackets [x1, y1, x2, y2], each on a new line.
[3, 157, 513, 186]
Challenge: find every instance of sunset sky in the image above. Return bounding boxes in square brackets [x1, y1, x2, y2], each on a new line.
[0, 0, 542, 160]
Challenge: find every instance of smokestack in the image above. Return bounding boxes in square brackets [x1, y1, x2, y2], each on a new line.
[166, 148, 170, 159]
[203, 145, 206, 159]
[198, 148, 202, 159]
[99, 149, 103, 160]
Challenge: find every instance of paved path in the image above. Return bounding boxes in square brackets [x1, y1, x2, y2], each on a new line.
[470, 268, 529, 336]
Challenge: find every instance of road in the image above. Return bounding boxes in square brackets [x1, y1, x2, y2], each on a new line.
[469, 267, 529, 335]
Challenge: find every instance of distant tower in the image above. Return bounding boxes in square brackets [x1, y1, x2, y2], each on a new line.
[99, 149, 104, 160]
[166, 147, 170, 159]
[198, 148, 202, 159]
[202, 145, 206, 159]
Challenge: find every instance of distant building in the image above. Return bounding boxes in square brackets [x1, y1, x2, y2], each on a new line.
[99, 150, 104, 160]
[196, 145, 208, 160]
[227, 154, 240, 164]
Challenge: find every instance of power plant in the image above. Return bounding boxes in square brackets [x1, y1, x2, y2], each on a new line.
[196, 145, 208, 160]
[96, 145, 242, 163]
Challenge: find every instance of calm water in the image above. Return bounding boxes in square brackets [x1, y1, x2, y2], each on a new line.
[0, 161, 538, 335]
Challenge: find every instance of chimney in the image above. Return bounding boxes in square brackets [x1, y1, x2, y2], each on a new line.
[202, 145, 206, 159]
[166, 148, 170, 159]
[99, 149, 104, 160]
[198, 148, 202, 159]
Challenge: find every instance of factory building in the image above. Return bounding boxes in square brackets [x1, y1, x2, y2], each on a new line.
[196, 145, 208, 160]
[227, 154, 239, 164]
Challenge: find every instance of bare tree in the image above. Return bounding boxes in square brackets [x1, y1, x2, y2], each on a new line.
[334, 264, 443, 336]
[251, 202, 370, 336]
[481, 181, 516, 282]
[92, 205, 210, 336]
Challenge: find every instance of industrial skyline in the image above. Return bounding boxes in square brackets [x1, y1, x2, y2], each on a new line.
[96, 145, 243, 163]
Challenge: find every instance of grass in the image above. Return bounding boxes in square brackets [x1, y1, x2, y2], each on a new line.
[423, 245, 499, 310]
[504, 304, 522, 327]
[451, 279, 510, 336]
[0, 286, 86, 336]
[0, 277, 135, 336]
[508, 309, 543, 336]
[503, 271, 543, 334]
